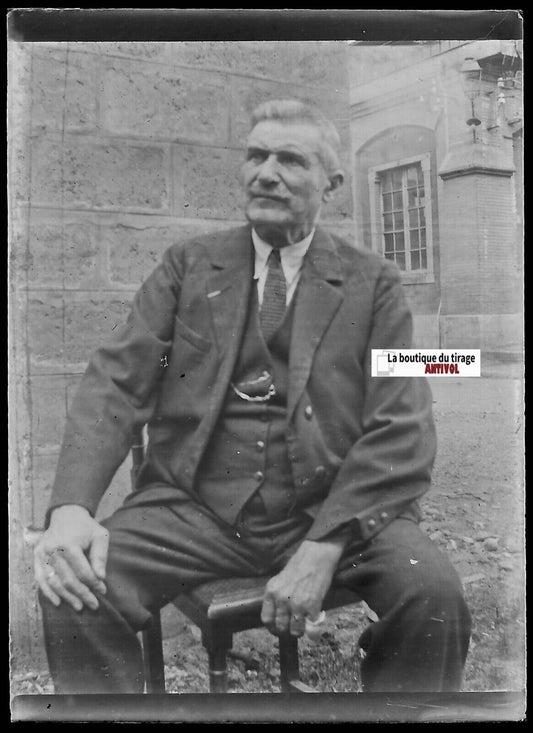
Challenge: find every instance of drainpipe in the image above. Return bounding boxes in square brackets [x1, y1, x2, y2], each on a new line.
[437, 299, 442, 348]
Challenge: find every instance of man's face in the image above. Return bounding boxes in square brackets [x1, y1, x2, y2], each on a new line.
[241, 120, 339, 245]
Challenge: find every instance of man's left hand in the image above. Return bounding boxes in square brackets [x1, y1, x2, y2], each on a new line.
[261, 538, 346, 637]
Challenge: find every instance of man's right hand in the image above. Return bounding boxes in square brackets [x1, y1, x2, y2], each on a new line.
[34, 505, 109, 612]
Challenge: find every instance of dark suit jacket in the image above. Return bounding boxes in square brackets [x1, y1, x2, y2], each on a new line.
[49, 225, 436, 545]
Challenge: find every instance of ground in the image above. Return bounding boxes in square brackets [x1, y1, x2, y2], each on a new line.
[12, 364, 525, 697]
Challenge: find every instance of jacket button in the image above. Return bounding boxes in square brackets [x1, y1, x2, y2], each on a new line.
[304, 406, 313, 420]
[367, 518, 377, 530]
[256, 441, 265, 452]
[254, 471, 264, 482]
[380, 512, 389, 522]
[315, 465, 327, 479]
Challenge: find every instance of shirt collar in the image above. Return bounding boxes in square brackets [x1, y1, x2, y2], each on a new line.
[252, 228, 315, 284]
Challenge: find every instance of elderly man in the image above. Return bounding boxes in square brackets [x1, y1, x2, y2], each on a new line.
[35, 99, 471, 694]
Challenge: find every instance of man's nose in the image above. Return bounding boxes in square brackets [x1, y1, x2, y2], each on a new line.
[256, 154, 280, 184]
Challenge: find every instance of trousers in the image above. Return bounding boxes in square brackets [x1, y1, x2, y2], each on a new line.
[40, 492, 471, 694]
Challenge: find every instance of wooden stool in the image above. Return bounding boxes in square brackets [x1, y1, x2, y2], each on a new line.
[141, 576, 360, 693]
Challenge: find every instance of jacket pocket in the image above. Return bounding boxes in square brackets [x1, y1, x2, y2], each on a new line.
[173, 315, 212, 353]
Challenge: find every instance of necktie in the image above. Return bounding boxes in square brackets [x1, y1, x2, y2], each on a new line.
[260, 248, 287, 342]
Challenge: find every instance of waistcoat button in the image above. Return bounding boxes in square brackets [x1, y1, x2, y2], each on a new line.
[304, 406, 313, 420]
[367, 518, 377, 530]
[315, 465, 327, 479]
[256, 441, 265, 452]
[380, 512, 389, 522]
[254, 471, 264, 482]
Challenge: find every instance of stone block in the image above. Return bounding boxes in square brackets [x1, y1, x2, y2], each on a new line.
[20, 211, 101, 289]
[8, 41, 32, 132]
[9, 207, 30, 285]
[297, 42, 350, 90]
[30, 47, 98, 132]
[30, 135, 171, 213]
[63, 294, 133, 367]
[19, 45, 68, 134]
[30, 453, 59, 528]
[27, 293, 64, 369]
[65, 374, 83, 414]
[176, 145, 245, 220]
[29, 376, 68, 453]
[412, 315, 440, 348]
[9, 132, 31, 205]
[171, 40, 304, 82]
[440, 315, 482, 350]
[101, 58, 229, 145]
[229, 77, 298, 147]
[105, 216, 226, 286]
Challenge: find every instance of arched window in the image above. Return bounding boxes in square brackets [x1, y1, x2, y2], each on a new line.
[356, 125, 438, 286]
[368, 153, 434, 280]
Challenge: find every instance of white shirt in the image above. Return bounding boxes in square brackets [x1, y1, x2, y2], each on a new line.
[252, 228, 315, 307]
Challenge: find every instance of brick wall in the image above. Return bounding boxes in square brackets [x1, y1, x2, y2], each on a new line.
[440, 172, 521, 317]
[438, 170, 522, 351]
[9, 40, 354, 669]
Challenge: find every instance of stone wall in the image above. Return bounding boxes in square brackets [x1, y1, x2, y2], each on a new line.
[9, 40, 354, 669]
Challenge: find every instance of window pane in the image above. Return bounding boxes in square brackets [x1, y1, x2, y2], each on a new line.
[377, 161, 430, 275]
[393, 211, 404, 230]
[406, 166, 418, 188]
[407, 187, 418, 207]
[392, 169, 403, 189]
[395, 232, 404, 251]
[381, 172, 392, 193]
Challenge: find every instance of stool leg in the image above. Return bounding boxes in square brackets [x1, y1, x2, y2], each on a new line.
[279, 634, 300, 693]
[207, 645, 230, 693]
[142, 611, 166, 693]
[203, 626, 233, 693]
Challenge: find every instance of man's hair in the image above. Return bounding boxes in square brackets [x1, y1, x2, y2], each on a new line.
[250, 99, 342, 174]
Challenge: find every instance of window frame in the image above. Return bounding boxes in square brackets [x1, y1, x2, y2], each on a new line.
[368, 152, 435, 284]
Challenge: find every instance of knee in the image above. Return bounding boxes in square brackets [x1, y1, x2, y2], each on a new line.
[409, 563, 471, 633]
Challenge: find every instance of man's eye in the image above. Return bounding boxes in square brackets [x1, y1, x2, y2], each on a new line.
[278, 153, 305, 167]
[246, 150, 267, 163]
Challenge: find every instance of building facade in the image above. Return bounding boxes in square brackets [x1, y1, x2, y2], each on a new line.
[348, 40, 523, 355]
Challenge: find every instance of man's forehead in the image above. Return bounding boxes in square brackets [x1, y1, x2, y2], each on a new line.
[246, 120, 322, 153]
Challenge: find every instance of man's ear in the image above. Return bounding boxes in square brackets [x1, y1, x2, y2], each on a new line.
[322, 170, 345, 203]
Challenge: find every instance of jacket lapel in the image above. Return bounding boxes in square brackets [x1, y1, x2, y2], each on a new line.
[205, 225, 254, 358]
[177, 226, 254, 485]
[287, 227, 345, 421]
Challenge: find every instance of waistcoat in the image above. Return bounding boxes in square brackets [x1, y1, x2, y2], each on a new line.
[196, 287, 296, 526]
